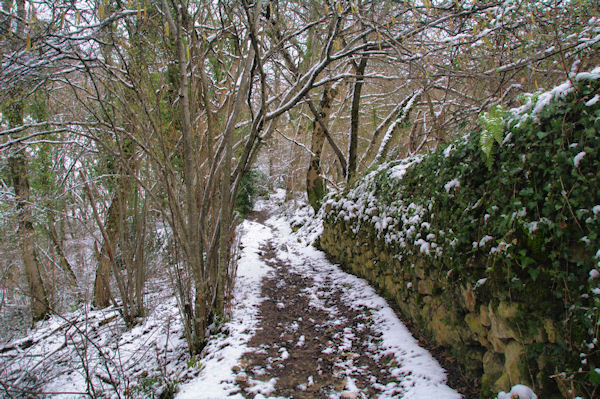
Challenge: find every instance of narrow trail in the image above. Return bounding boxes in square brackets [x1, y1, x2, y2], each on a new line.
[177, 197, 460, 399]
[236, 238, 402, 398]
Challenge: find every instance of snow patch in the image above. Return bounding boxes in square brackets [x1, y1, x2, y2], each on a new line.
[443, 144, 454, 158]
[444, 178, 460, 192]
[574, 151, 586, 167]
[585, 94, 600, 106]
[496, 384, 537, 399]
[176, 218, 274, 399]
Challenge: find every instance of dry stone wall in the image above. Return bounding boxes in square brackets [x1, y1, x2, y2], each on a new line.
[320, 217, 562, 397]
[318, 74, 600, 398]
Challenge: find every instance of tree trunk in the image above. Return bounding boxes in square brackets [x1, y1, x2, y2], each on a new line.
[2, 0, 48, 326]
[10, 151, 49, 323]
[347, 56, 368, 182]
[46, 218, 78, 286]
[307, 85, 336, 211]
[133, 194, 147, 317]
[92, 191, 122, 308]
[7, 111, 50, 322]
[216, 124, 233, 318]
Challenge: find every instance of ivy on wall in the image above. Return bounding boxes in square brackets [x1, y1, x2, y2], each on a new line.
[325, 72, 600, 395]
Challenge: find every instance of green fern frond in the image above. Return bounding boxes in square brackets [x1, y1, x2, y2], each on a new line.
[479, 105, 506, 167]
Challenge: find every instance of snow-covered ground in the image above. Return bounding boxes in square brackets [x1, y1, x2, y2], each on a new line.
[176, 190, 461, 399]
[176, 206, 275, 398]
[0, 287, 189, 398]
[1, 191, 469, 398]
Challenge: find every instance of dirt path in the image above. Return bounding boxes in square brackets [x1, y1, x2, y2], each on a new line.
[177, 198, 460, 399]
[232, 238, 403, 398]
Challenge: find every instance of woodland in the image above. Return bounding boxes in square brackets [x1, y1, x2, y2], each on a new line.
[0, 0, 599, 398]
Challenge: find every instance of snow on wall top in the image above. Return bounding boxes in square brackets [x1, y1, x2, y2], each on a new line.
[508, 66, 600, 125]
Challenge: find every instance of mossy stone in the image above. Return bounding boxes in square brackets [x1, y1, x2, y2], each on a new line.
[504, 340, 524, 386]
[494, 372, 511, 393]
[543, 319, 559, 344]
[431, 302, 462, 346]
[417, 279, 433, 295]
[497, 301, 519, 319]
[489, 304, 518, 340]
[465, 313, 488, 341]
[480, 304, 491, 327]
[460, 283, 477, 312]
[482, 351, 504, 394]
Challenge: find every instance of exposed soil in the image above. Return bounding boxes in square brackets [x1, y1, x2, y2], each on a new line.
[231, 239, 404, 398]
[322, 249, 480, 399]
[221, 208, 470, 399]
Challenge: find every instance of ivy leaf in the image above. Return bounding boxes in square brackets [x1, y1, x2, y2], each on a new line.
[588, 369, 600, 385]
[528, 268, 540, 282]
[536, 131, 549, 139]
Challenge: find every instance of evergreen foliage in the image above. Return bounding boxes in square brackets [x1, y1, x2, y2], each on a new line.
[326, 75, 600, 396]
[235, 169, 269, 218]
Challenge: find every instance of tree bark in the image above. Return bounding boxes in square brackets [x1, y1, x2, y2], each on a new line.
[347, 55, 368, 182]
[91, 190, 122, 308]
[10, 149, 50, 323]
[3, 0, 50, 323]
[2, 0, 48, 326]
[7, 99, 50, 322]
[46, 218, 77, 286]
[216, 122, 232, 319]
[307, 85, 336, 212]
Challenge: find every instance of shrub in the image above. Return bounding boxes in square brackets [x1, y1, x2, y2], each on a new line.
[235, 169, 269, 218]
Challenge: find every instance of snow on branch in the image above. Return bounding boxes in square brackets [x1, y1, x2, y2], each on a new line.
[371, 88, 424, 167]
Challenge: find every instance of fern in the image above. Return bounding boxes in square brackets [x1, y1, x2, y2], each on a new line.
[479, 105, 506, 167]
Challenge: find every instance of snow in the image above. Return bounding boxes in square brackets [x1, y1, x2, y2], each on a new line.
[0, 291, 189, 398]
[289, 201, 324, 246]
[496, 384, 537, 399]
[375, 90, 422, 162]
[444, 178, 460, 192]
[441, 33, 469, 43]
[443, 144, 454, 158]
[179, 191, 460, 399]
[3, 191, 461, 399]
[575, 66, 600, 81]
[176, 209, 275, 399]
[479, 235, 494, 247]
[508, 67, 600, 125]
[246, 377, 278, 396]
[389, 155, 423, 180]
[533, 82, 572, 118]
[585, 94, 600, 107]
[273, 208, 460, 399]
[573, 151, 586, 167]
[414, 238, 431, 254]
